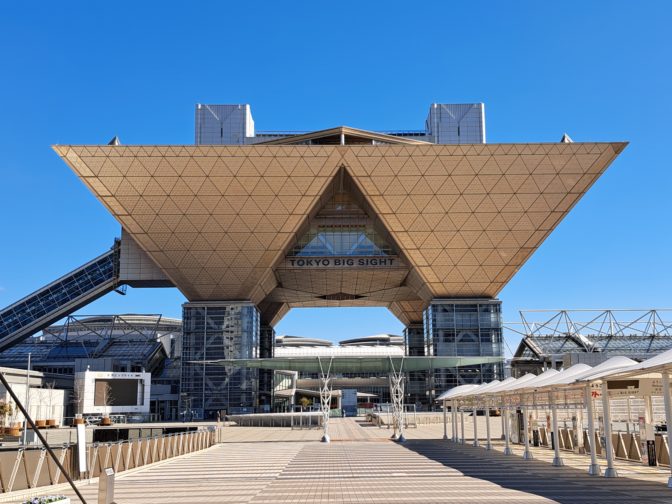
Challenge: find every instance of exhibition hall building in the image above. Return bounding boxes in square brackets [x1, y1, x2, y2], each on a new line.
[0, 103, 626, 419]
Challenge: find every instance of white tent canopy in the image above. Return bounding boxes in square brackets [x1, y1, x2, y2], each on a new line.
[436, 384, 480, 401]
[573, 356, 639, 383]
[633, 348, 672, 373]
[506, 369, 559, 392]
[527, 363, 593, 388]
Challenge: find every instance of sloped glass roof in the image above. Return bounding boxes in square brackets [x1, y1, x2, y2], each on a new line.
[289, 190, 395, 257]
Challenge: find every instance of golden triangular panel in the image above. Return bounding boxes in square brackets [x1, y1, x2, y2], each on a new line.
[56, 142, 626, 323]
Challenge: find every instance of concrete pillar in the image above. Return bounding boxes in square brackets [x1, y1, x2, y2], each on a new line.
[661, 371, 672, 488]
[451, 401, 457, 442]
[460, 409, 465, 444]
[601, 381, 618, 478]
[585, 384, 601, 476]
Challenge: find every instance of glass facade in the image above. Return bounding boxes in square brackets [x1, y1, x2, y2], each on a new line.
[406, 300, 504, 407]
[258, 325, 275, 412]
[0, 246, 119, 344]
[180, 302, 260, 419]
[288, 185, 396, 258]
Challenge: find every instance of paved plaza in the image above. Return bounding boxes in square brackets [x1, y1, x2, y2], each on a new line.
[5, 418, 671, 504]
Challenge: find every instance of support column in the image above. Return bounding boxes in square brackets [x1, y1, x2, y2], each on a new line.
[522, 405, 534, 460]
[501, 409, 506, 440]
[601, 381, 618, 478]
[181, 302, 260, 419]
[404, 322, 426, 407]
[460, 408, 466, 444]
[258, 325, 275, 412]
[485, 404, 492, 450]
[452, 401, 458, 442]
[550, 391, 564, 467]
[585, 384, 601, 476]
[318, 356, 333, 443]
[503, 406, 513, 455]
[644, 393, 656, 464]
[575, 400, 585, 455]
[661, 371, 672, 488]
[472, 405, 479, 447]
[443, 400, 448, 440]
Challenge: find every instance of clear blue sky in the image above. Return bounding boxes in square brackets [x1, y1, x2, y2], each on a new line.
[1, 1, 670, 356]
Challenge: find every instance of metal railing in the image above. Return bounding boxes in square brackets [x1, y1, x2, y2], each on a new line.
[0, 428, 217, 494]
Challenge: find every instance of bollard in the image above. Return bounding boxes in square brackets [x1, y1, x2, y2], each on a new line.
[98, 467, 115, 504]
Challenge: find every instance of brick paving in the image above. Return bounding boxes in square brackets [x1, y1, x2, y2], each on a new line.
[7, 418, 672, 503]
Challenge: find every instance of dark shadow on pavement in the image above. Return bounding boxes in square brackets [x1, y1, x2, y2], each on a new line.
[401, 439, 671, 504]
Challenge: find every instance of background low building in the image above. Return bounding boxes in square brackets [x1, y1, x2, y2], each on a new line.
[508, 310, 672, 377]
[0, 315, 181, 420]
[0, 367, 67, 427]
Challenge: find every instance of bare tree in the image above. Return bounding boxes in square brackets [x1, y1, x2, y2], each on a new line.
[100, 382, 114, 425]
[71, 381, 85, 424]
[45, 381, 57, 425]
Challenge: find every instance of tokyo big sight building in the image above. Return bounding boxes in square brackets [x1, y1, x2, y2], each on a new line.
[0, 103, 626, 418]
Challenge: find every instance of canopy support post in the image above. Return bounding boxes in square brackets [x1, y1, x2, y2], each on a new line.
[388, 356, 405, 443]
[460, 408, 466, 444]
[317, 356, 333, 443]
[575, 400, 585, 454]
[452, 400, 458, 442]
[661, 371, 672, 488]
[585, 384, 601, 476]
[550, 391, 564, 467]
[485, 404, 492, 450]
[442, 400, 448, 440]
[472, 406, 479, 447]
[503, 406, 513, 455]
[522, 405, 534, 460]
[601, 381, 618, 477]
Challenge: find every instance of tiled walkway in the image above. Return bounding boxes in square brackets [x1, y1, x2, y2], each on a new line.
[7, 418, 672, 503]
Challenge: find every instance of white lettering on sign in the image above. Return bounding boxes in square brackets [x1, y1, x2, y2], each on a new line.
[284, 257, 399, 268]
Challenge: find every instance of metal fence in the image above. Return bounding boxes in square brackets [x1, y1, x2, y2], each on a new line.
[0, 428, 216, 494]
